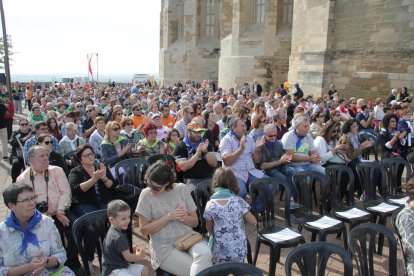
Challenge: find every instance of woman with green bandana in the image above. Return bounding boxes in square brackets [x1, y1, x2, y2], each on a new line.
[135, 123, 166, 159]
[101, 121, 133, 169]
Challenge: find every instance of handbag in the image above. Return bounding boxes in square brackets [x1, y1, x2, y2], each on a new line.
[174, 231, 203, 251]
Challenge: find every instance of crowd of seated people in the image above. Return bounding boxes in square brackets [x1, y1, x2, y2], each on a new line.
[2, 80, 413, 275]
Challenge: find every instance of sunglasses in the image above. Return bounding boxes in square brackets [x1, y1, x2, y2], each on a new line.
[266, 134, 277, 138]
[20, 123, 29, 126]
[87, 109, 94, 112]
[112, 127, 120, 131]
[43, 140, 51, 145]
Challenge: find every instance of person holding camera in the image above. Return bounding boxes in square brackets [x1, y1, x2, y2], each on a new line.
[16, 146, 85, 275]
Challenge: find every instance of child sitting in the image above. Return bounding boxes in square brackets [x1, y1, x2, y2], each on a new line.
[102, 200, 149, 276]
[203, 168, 257, 264]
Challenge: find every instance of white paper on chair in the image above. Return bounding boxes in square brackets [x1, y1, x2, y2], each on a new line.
[262, 228, 302, 243]
[306, 216, 342, 229]
[389, 197, 409, 205]
[367, 202, 399, 212]
[335, 208, 369, 219]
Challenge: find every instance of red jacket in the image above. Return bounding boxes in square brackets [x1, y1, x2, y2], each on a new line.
[4, 101, 14, 119]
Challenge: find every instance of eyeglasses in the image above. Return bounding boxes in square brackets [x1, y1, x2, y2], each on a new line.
[112, 127, 120, 131]
[16, 195, 38, 204]
[20, 123, 29, 126]
[43, 140, 51, 145]
[334, 114, 341, 117]
[145, 180, 164, 192]
[87, 109, 94, 112]
[82, 152, 94, 158]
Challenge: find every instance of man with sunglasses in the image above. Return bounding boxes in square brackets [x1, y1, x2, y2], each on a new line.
[83, 105, 97, 139]
[174, 106, 194, 139]
[130, 103, 145, 128]
[256, 124, 299, 209]
[23, 122, 59, 164]
[174, 121, 217, 190]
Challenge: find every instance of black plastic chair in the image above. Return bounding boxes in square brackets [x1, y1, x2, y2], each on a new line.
[406, 152, 414, 174]
[392, 209, 409, 276]
[114, 158, 148, 188]
[196, 262, 263, 276]
[193, 179, 213, 237]
[147, 153, 183, 182]
[326, 165, 371, 232]
[249, 177, 305, 276]
[348, 223, 398, 276]
[382, 157, 412, 205]
[356, 161, 400, 254]
[291, 171, 348, 249]
[285, 242, 353, 276]
[72, 209, 109, 275]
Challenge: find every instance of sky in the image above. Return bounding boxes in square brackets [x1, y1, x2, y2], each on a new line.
[3, 0, 161, 78]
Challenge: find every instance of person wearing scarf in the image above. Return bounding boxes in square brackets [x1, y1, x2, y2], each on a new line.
[204, 168, 256, 264]
[59, 122, 86, 166]
[336, 99, 352, 121]
[135, 122, 166, 158]
[174, 121, 217, 189]
[28, 103, 46, 128]
[101, 121, 133, 168]
[281, 115, 327, 181]
[0, 183, 73, 275]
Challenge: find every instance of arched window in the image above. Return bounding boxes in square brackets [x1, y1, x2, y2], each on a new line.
[283, 0, 293, 24]
[256, 0, 265, 24]
[206, 0, 215, 36]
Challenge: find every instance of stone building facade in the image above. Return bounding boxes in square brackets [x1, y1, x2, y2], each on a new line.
[160, 0, 414, 98]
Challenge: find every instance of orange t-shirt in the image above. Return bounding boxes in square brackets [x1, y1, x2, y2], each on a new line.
[131, 115, 146, 128]
[25, 89, 33, 100]
[161, 116, 176, 128]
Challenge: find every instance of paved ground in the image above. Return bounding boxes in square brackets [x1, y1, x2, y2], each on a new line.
[0, 107, 405, 275]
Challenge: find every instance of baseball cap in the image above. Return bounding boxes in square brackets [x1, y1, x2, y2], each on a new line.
[151, 113, 161, 119]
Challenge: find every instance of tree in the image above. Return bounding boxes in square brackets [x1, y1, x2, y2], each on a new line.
[0, 37, 13, 69]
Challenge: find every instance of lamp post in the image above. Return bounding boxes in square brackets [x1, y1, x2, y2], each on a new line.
[0, 0, 11, 100]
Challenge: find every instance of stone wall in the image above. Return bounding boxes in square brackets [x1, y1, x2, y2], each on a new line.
[288, 0, 414, 99]
[160, 0, 220, 86]
[160, 0, 414, 98]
